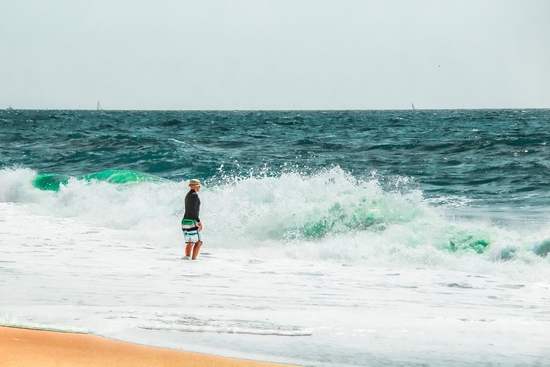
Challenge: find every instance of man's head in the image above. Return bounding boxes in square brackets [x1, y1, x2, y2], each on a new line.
[188, 179, 201, 191]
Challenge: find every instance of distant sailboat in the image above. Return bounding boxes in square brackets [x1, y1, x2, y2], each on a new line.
[97, 101, 102, 110]
[412, 103, 416, 110]
[6, 105, 14, 111]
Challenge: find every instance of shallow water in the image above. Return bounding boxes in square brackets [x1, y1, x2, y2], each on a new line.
[2, 202, 549, 365]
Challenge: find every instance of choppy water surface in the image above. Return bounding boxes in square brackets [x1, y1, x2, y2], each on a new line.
[1, 109, 549, 366]
[2, 109, 550, 205]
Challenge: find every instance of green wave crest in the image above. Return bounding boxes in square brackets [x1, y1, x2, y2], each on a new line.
[33, 170, 160, 191]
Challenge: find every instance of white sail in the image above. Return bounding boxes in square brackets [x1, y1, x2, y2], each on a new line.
[97, 101, 102, 110]
[412, 103, 416, 110]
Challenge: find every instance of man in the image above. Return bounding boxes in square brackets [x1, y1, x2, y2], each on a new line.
[181, 179, 203, 260]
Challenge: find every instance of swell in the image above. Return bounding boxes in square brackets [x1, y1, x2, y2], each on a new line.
[1, 110, 549, 197]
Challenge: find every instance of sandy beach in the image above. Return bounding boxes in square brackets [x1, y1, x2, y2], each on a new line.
[0, 327, 299, 367]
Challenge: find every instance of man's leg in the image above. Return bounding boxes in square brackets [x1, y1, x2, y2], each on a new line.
[191, 241, 203, 260]
[185, 242, 194, 257]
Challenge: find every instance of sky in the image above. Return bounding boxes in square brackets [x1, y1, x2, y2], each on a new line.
[1, 0, 549, 110]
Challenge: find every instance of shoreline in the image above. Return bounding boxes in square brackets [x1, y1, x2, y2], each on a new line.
[0, 326, 301, 367]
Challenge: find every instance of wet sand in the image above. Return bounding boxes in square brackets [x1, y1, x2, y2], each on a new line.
[0, 326, 299, 367]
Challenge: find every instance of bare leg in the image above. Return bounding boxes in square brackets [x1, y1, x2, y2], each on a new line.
[191, 241, 203, 260]
[185, 242, 194, 257]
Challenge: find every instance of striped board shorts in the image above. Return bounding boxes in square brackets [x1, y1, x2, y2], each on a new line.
[181, 219, 203, 243]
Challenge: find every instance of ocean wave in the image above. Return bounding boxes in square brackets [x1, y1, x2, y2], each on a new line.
[33, 170, 161, 191]
[1, 167, 549, 277]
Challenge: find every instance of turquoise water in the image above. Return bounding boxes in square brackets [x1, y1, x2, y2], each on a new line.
[33, 170, 160, 191]
[2, 109, 550, 254]
[1, 109, 550, 365]
[2, 109, 549, 205]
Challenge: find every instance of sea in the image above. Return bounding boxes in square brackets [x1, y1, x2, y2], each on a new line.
[1, 109, 549, 366]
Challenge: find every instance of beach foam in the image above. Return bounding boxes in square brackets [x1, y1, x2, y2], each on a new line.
[1, 167, 549, 281]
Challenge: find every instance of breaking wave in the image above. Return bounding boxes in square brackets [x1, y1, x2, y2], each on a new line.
[1, 167, 549, 280]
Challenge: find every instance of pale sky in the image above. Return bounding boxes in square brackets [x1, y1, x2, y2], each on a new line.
[1, 0, 549, 110]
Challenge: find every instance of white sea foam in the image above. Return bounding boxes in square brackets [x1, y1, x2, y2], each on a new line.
[1, 186, 550, 365]
[1, 167, 549, 281]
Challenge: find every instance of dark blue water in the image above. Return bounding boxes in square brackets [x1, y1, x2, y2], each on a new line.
[1, 109, 549, 211]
